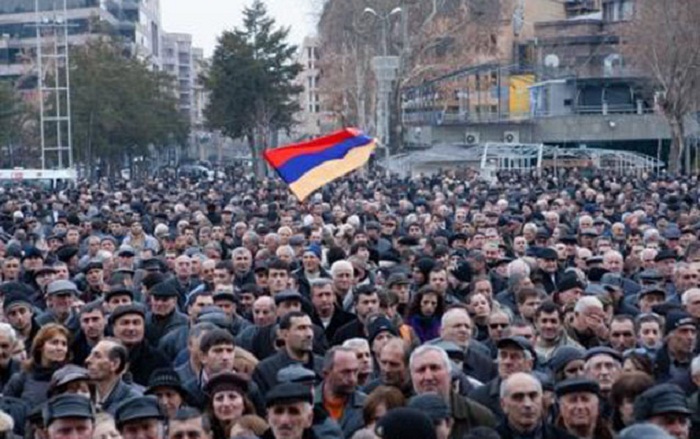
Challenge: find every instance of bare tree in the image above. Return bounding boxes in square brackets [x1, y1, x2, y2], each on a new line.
[622, 0, 700, 173]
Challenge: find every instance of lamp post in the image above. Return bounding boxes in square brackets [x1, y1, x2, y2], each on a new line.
[363, 6, 402, 154]
[363, 7, 402, 56]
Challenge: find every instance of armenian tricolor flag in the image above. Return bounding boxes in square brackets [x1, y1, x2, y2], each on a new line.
[263, 128, 376, 201]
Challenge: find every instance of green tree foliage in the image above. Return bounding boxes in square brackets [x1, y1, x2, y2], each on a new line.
[70, 38, 189, 177]
[204, 0, 302, 176]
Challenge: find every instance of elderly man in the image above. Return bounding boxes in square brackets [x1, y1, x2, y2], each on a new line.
[583, 347, 622, 402]
[44, 394, 95, 439]
[264, 383, 316, 439]
[409, 345, 495, 439]
[555, 378, 614, 439]
[115, 396, 166, 439]
[634, 384, 691, 439]
[655, 311, 698, 392]
[436, 308, 495, 383]
[566, 296, 609, 349]
[496, 372, 576, 439]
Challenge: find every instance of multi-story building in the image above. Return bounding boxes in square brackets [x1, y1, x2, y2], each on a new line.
[400, 0, 684, 158]
[162, 32, 196, 122]
[293, 36, 324, 137]
[0, 0, 162, 81]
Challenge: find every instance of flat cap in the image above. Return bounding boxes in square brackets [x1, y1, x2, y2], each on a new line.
[538, 247, 558, 260]
[634, 384, 691, 420]
[114, 396, 164, 427]
[265, 382, 313, 407]
[109, 303, 146, 326]
[584, 346, 622, 363]
[145, 368, 187, 397]
[149, 282, 178, 298]
[408, 393, 450, 422]
[385, 273, 411, 288]
[276, 364, 317, 384]
[82, 260, 103, 274]
[43, 394, 93, 425]
[433, 340, 465, 363]
[117, 246, 136, 257]
[497, 336, 536, 360]
[557, 273, 584, 292]
[274, 290, 303, 306]
[104, 286, 134, 302]
[638, 285, 666, 299]
[49, 365, 90, 396]
[55, 245, 79, 262]
[46, 280, 78, 296]
[204, 372, 249, 397]
[555, 378, 600, 397]
[654, 249, 677, 262]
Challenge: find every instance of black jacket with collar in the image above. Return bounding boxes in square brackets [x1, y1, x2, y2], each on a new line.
[253, 349, 324, 396]
[127, 341, 170, 386]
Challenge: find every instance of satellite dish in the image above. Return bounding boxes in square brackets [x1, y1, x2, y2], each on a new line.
[544, 54, 560, 69]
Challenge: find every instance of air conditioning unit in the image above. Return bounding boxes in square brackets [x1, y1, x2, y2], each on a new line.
[503, 131, 520, 144]
[465, 132, 480, 146]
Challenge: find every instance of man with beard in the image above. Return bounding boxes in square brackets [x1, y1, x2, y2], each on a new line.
[534, 301, 583, 360]
[363, 338, 412, 397]
[315, 347, 365, 438]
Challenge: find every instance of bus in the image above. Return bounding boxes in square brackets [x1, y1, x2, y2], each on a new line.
[0, 169, 78, 191]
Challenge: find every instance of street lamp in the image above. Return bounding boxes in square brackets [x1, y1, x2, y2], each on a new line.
[363, 7, 402, 56]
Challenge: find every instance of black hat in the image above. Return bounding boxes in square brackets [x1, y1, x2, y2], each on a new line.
[451, 261, 472, 283]
[213, 290, 237, 303]
[149, 282, 178, 298]
[555, 378, 600, 397]
[203, 372, 249, 396]
[34, 266, 57, 278]
[560, 234, 578, 244]
[140, 258, 166, 272]
[117, 246, 137, 258]
[584, 346, 623, 363]
[22, 247, 44, 261]
[664, 311, 695, 334]
[375, 407, 437, 439]
[274, 290, 303, 306]
[43, 394, 94, 425]
[634, 384, 691, 420]
[265, 382, 313, 407]
[109, 303, 146, 326]
[538, 247, 558, 260]
[145, 368, 187, 397]
[535, 229, 551, 240]
[433, 340, 465, 363]
[548, 346, 585, 375]
[104, 286, 134, 302]
[3, 290, 34, 313]
[49, 365, 90, 397]
[580, 228, 598, 237]
[556, 273, 584, 292]
[654, 249, 677, 262]
[408, 394, 450, 422]
[496, 336, 536, 360]
[55, 245, 79, 263]
[82, 260, 103, 274]
[114, 396, 164, 427]
[638, 286, 666, 300]
[367, 316, 398, 345]
[196, 309, 231, 329]
[276, 364, 317, 384]
[638, 269, 663, 283]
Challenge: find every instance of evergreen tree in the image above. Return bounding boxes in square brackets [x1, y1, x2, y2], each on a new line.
[204, 0, 302, 177]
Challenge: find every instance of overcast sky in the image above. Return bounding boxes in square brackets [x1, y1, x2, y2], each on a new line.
[161, 0, 320, 57]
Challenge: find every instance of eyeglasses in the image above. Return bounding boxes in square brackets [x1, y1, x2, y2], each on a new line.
[489, 323, 509, 329]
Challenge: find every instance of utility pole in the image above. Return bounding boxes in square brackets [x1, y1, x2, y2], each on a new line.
[34, 0, 74, 170]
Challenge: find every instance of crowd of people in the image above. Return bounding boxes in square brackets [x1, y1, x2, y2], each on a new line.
[0, 166, 698, 439]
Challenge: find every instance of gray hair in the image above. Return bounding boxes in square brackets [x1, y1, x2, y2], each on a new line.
[310, 277, 334, 290]
[409, 345, 452, 373]
[0, 323, 17, 345]
[574, 296, 603, 313]
[691, 354, 700, 377]
[342, 338, 370, 351]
